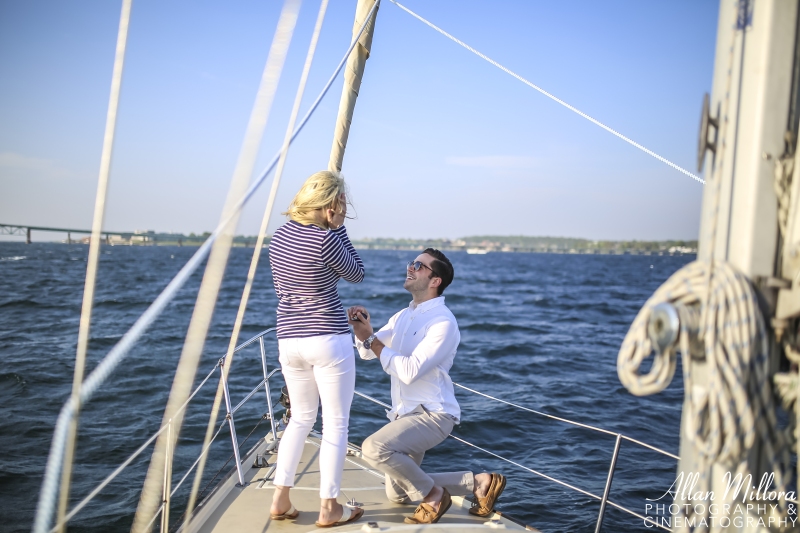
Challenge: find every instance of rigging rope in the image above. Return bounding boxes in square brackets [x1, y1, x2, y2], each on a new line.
[179, 0, 304, 528]
[33, 2, 134, 533]
[617, 261, 789, 510]
[131, 1, 306, 529]
[33, 5, 376, 531]
[388, 0, 703, 185]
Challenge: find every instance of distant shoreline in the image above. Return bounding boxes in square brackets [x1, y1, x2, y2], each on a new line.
[1, 234, 698, 256]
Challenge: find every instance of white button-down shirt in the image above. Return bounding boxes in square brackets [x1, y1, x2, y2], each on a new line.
[356, 296, 461, 422]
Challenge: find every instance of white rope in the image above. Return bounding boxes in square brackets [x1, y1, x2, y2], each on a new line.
[33, 7, 372, 532]
[131, 0, 311, 524]
[617, 261, 789, 504]
[388, 0, 702, 185]
[33, 3, 133, 533]
[181, 0, 303, 526]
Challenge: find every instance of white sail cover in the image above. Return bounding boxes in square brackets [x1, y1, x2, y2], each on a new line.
[328, 0, 379, 173]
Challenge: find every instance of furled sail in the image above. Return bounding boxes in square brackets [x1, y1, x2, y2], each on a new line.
[328, 0, 379, 173]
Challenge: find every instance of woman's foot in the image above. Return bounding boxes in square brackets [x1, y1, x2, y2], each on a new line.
[270, 486, 298, 520]
[316, 501, 363, 527]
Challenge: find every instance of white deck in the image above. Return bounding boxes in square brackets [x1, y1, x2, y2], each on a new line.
[185, 431, 538, 533]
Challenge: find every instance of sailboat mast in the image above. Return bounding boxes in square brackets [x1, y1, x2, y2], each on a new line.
[687, 0, 799, 531]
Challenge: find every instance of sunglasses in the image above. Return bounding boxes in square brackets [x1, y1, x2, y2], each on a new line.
[407, 260, 441, 278]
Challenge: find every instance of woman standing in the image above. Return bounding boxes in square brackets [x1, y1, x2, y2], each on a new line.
[268, 170, 365, 527]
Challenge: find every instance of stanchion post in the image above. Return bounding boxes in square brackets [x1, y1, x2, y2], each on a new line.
[595, 433, 622, 533]
[259, 337, 277, 442]
[220, 365, 246, 486]
[160, 419, 172, 531]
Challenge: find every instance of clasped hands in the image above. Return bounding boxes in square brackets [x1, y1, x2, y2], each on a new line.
[347, 305, 373, 341]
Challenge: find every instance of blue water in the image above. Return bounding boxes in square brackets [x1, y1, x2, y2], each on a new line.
[0, 243, 691, 532]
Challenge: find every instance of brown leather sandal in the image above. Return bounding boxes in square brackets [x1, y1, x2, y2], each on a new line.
[469, 473, 506, 517]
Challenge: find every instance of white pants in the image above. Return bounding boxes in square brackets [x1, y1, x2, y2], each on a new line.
[273, 333, 355, 499]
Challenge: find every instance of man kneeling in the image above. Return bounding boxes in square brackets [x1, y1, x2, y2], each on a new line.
[348, 248, 507, 524]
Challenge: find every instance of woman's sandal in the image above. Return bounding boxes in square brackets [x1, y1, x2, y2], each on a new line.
[270, 504, 300, 520]
[315, 506, 364, 528]
[469, 473, 507, 517]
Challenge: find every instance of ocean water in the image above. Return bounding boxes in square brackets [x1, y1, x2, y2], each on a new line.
[0, 243, 691, 533]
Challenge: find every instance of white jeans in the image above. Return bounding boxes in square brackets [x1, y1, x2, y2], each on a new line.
[273, 333, 355, 499]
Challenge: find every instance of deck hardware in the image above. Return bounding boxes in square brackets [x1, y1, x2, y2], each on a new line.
[220, 364, 246, 487]
[647, 302, 703, 359]
[259, 337, 278, 442]
[253, 454, 269, 469]
[483, 519, 507, 529]
[758, 276, 792, 289]
[361, 523, 380, 531]
[647, 303, 680, 353]
[160, 419, 173, 532]
[594, 433, 622, 533]
[697, 92, 720, 171]
[279, 385, 292, 419]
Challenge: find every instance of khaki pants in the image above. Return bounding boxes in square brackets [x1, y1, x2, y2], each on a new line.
[362, 406, 474, 503]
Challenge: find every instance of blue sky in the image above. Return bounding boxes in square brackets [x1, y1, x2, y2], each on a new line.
[0, 1, 719, 241]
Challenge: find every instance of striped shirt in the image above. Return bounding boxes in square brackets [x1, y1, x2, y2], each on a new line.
[269, 220, 365, 339]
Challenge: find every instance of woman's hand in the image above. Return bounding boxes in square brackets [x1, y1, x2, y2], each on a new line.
[326, 194, 347, 229]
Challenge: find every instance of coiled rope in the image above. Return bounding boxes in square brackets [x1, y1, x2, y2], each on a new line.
[617, 261, 788, 499]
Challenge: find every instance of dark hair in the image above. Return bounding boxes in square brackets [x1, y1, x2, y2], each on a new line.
[422, 248, 454, 295]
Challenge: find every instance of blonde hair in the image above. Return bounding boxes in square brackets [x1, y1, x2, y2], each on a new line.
[283, 170, 348, 228]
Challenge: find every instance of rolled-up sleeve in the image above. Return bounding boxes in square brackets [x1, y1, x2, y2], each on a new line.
[380, 318, 459, 385]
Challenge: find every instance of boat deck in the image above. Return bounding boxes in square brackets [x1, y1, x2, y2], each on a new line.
[187, 431, 536, 533]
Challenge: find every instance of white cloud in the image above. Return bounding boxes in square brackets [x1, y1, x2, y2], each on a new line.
[0, 152, 72, 178]
[444, 155, 538, 169]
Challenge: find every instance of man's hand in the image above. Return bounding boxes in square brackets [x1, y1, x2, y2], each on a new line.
[347, 305, 373, 341]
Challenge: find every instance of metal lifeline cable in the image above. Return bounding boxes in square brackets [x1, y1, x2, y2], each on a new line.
[179, 0, 303, 527]
[143, 421, 228, 533]
[452, 383, 679, 460]
[32, 5, 378, 531]
[51, 362, 220, 531]
[56, 330, 271, 529]
[388, 0, 702, 185]
[130, 1, 307, 530]
[351, 391, 672, 531]
[48, 1, 133, 533]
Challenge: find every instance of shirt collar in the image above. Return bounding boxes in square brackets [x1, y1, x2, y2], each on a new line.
[408, 296, 445, 313]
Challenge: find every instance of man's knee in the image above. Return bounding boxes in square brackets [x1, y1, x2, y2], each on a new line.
[361, 433, 388, 464]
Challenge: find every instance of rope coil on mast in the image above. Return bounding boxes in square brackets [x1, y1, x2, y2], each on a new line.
[617, 261, 790, 505]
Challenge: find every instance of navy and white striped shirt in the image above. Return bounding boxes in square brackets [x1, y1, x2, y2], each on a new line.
[269, 220, 365, 339]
